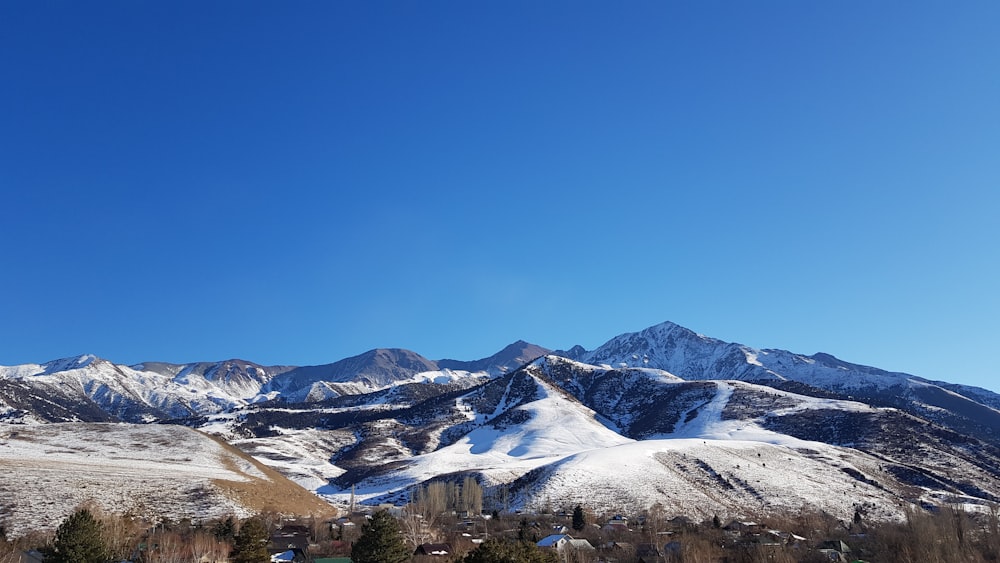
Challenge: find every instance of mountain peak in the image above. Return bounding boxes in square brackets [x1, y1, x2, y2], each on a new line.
[438, 341, 551, 375]
[42, 354, 102, 374]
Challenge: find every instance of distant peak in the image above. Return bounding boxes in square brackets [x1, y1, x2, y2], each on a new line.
[499, 340, 535, 353]
[551, 344, 588, 360]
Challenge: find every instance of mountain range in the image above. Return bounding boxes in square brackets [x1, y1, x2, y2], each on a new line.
[2, 320, 999, 528]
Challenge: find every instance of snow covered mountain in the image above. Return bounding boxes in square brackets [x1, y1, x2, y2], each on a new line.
[566, 321, 1000, 447]
[219, 355, 995, 522]
[0, 355, 253, 423]
[2, 321, 999, 526]
[0, 342, 551, 424]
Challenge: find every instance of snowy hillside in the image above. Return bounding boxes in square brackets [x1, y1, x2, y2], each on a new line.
[513, 438, 903, 520]
[3, 320, 1000, 526]
[0, 356, 255, 422]
[0, 343, 542, 424]
[572, 321, 1000, 447]
[248, 360, 999, 522]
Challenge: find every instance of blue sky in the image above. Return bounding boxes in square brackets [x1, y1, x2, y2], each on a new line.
[2, 2, 998, 391]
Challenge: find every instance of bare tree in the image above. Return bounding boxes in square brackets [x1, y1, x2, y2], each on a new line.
[144, 530, 188, 563]
[400, 508, 436, 547]
[96, 510, 145, 561]
[187, 529, 230, 563]
[461, 477, 484, 515]
[405, 482, 450, 547]
[413, 482, 447, 523]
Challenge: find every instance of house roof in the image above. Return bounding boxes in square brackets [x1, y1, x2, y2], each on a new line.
[820, 540, 851, 553]
[271, 526, 311, 551]
[606, 541, 633, 550]
[537, 534, 571, 547]
[568, 539, 595, 550]
[415, 543, 453, 556]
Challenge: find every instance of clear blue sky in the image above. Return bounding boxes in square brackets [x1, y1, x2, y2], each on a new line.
[2, 2, 998, 391]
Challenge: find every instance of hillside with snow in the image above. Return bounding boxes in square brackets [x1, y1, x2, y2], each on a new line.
[290, 359, 1000, 521]
[569, 321, 1000, 447]
[2, 321, 999, 529]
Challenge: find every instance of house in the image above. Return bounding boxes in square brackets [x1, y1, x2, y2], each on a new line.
[538, 534, 572, 550]
[665, 516, 693, 532]
[602, 541, 633, 550]
[414, 543, 453, 557]
[269, 525, 312, 562]
[602, 520, 630, 533]
[816, 539, 852, 562]
[538, 535, 596, 562]
[765, 530, 803, 545]
[752, 534, 783, 554]
[818, 540, 851, 554]
[552, 524, 569, 534]
[816, 550, 849, 562]
[271, 525, 311, 551]
[376, 504, 406, 517]
[724, 520, 762, 537]
[271, 549, 307, 562]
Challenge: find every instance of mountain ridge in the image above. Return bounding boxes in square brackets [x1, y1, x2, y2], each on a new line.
[3, 320, 1000, 525]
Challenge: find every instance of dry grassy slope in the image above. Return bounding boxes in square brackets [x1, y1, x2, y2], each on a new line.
[204, 432, 337, 517]
[0, 423, 335, 538]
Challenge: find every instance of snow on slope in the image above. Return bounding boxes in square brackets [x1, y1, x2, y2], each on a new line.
[322, 374, 632, 504]
[1, 356, 496, 423]
[0, 357, 263, 420]
[230, 427, 358, 491]
[579, 321, 919, 390]
[507, 381, 907, 519]
[519, 438, 903, 520]
[668, 381, 882, 441]
[669, 381, 735, 438]
[313, 373, 914, 522]
[579, 322, 774, 381]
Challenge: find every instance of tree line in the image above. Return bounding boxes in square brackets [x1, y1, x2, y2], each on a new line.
[5, 499, 1000, 562]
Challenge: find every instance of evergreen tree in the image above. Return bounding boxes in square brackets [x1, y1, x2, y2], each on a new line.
[48, 508, 109, 563]
[213, 515, 237, 542]
[517, 518, 538, 543]
[572, 505, 586, 532]
[351, 510, 411, 563]
[230, 517, 270, 563]
[462, 537, 556, 563]
[712, 514, 721, 529]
